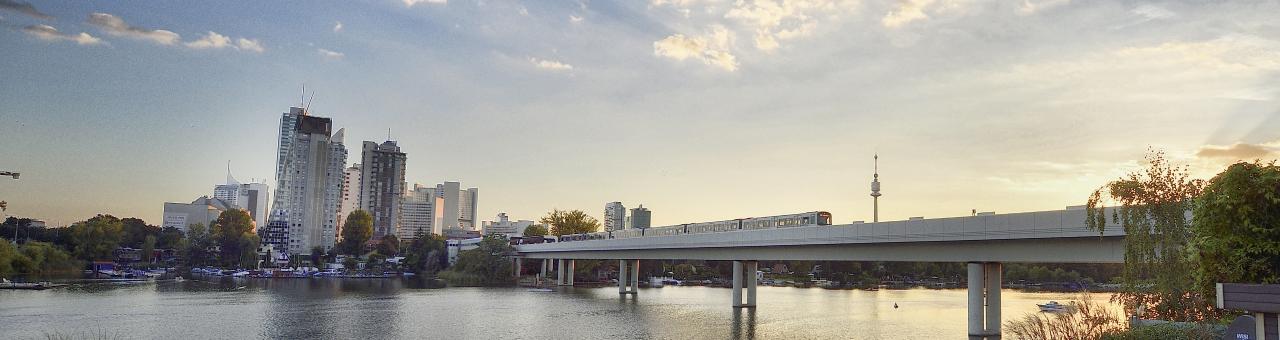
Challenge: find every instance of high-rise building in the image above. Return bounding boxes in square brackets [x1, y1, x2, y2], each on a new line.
[399, 183, 443, 240]
[630, 204, 651, 229]
[361, 140, 407, 238]
[336, 164, 361, 236]
[481, 213, 537, 237]
[604, 202, 626, 231]
[162, 196, 235, 233]
[212, 166, 270, 230]
[266, 107, 348, 255]
[434, 182, 478, 232]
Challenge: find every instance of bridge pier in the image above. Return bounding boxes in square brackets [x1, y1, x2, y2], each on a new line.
[968, 262, 1002, 339]
[513, 258, 522, 277]
[732, 261, 757, 308]
[566, 259, 575, 286]
[618, 259, 639, 295]
[557, 259, 566, 286]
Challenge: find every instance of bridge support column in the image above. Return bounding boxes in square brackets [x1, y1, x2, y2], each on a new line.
[557, 259, 566, 286]
[968, 262, 1002, 339]
[541, 259, 548, 280]
[731, 261, 756, 308]
[567, 259, 575, 286]
[618, 259, 639, 295]
[732, 261, 744, 307]
[514, 258, 522, 277]
[745, 261, 757, 307]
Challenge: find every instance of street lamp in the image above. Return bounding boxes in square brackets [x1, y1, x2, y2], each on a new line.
[2, 170, 18, 244]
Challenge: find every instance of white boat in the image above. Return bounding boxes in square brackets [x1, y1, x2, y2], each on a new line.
[1037, 301, 1073, 313]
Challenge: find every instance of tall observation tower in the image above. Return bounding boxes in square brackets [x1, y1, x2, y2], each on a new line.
[870, 154, 882, 222]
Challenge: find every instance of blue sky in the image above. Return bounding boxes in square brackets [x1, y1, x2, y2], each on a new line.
[1, 0, 1278, 226]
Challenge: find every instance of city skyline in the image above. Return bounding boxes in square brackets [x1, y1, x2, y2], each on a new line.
[2, 1, 1279, 227]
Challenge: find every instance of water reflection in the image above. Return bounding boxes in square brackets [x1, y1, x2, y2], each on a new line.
[731, 308, 756, 340]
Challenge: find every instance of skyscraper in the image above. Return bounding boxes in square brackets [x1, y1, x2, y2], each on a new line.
[266, 107, 347, 255]
[400, 183, 443, 239]
[336, 164, 361, 235]
[361, 140, 407, 238]
[434, 182, 478, 232]
[604, 202, 626, 232]
[213, 165, 269, 229]
[630, 205, 651, 229]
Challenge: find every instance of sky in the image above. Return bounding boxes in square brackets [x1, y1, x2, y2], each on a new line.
[0, 0, 1278, 227]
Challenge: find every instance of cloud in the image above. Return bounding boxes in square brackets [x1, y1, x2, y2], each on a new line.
[1017, 0, 1071, 15]
[403, 0, 446, 7]
[0, 0, 49, 19]
[318, 48, 344, 60]
[654, 25, 738, 71]
[333, 21, 343, 32]
[184, 32, 264, 52]
[23, 24, 103, 45]
[882, 0, 934, 28]
[87, 12, 181, 45]
[1196, 142, 1280, 160]
[1132, 4, 1175, 21]
[529, 57, 573, 71]
[569, 14, 583, 23]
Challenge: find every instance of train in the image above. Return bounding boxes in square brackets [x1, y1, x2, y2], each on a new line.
[552, 211, 832, 243]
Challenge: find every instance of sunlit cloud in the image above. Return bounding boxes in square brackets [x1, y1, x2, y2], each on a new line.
[529, 57, 573, 71]
[653, 25, 738, 71]
[87, 12, 181, 45]
[1196, 141, 1280, 161]
[0, 0, 50, 19]
[333, 21, 343, 32]
[404, 0, 446, 7]
[23, 24, 103, 45]
[318, 48, 344, 60]
[185, 31, 265, 53]
[882, 0, 933, 28]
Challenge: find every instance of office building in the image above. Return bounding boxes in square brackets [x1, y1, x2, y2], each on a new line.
[481, 213, 537, 237]
[212, 168, 270, 230]
[605, 202, 626, 231]
[360, 140, 407, 238]
[162, 196, 235, 233]
[434, 182, 478, 232]
[630, 204, 652, 229]
[399, 183, 443, 239]
[266, 107, 348, 255]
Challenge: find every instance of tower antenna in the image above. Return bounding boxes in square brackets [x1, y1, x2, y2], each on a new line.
[870, 153, 882, 223]
[300, 84, 306, 108]
[304, 91, 315, 115]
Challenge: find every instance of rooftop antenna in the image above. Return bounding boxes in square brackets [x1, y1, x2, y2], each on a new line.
[300, 84, 306, 108]
[388, 128, 392, 141]
[870, 153, 882, 223]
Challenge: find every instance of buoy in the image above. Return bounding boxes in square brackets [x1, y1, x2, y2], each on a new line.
[894, 303, 899, 309]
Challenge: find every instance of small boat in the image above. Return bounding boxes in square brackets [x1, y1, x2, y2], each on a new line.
[527, 288, 554, 292]
[1038, 301, 1072, 313]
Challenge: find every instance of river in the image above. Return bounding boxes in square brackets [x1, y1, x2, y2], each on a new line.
[0, 278, 1116, 339]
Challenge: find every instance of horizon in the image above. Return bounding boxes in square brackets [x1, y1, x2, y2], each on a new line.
[2, 1, 1279, 227]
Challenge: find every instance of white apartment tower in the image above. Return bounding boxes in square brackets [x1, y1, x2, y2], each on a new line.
[604, 201, 626, 232]
[361, 140, 407, 238]
[336, 164, 361, 235]
[267, 107, 348, 255]
[399, 183, 443, 240]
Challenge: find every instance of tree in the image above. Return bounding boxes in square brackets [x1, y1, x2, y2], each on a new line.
[1086, 149, 1212, 321]
[69, 215, 125, 261]
[141, 235, 157, 263]
[403, 234, 448, 274]
[377, 234, 399, 257]
[211, 209, 257, 268]
[120, 217, 160, 248]
[340, 210, 373, 255]
[443, 234, 514, 285]
[522, 224, 548, 238]
[540, 210, 600, 236]
[1191, 161, 1280, 300]
[183, 223, 215, 267]
[156, 226, 185, 249]
[310, 246, 326, 268]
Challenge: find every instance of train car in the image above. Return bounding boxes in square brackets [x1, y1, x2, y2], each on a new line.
[553, 211, 833, 242]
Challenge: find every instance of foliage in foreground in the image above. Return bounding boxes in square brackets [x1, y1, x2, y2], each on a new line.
[1099, 323, 1218, 340]
[439, 234, 514, 286]
[1190, 160, 1280, 301]
[1004, 296, 1125, 340]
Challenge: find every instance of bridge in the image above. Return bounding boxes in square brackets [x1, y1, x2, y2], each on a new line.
[513, 206, 1126, 338]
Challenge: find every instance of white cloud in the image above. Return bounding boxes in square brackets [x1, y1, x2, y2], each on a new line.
[404, 0, 446, 7]
[653, 25, 738, 71]
[333, 21, 343, 32]
[529, 57, 573, 71]
[318, 48, 345, 60]
[185, 31, 266, 53]
[23, 24, 103, 45]
[236, 38, 264, 53]
[519, 7, 529, 16]
[1132, 4, 1175, 21]
[1017, 0, 1071, 15]
[569, 14, 583, 23]
[882, 0, 933, 28]
[87, 12, 180, 45]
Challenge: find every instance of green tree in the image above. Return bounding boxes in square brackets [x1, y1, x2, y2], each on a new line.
[141, 235, 157, 263]
[377, 234, 399, 257]
[522, 224, 548, 238]
[442, 234, 514, 286]
[211, 209, 257, 268]
[342, 256, 359, 272]
[120, 217, 161, 248]
[310, 246, 326, 268]
[403, 233, 448, 274]
[340, 210, 373, 255]
[1191, 161, 1280, 300]
[156, 226, 185, 249]
[540, 210, 600, 236]
[1086, 150, 1212, 321]
[183, 223, 215, 267]
[69, 215, 125, 261]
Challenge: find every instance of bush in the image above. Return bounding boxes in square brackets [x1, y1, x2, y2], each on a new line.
[1100, 323, 1217, 340]
[1005, 296, 1125, 340]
